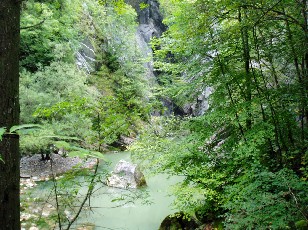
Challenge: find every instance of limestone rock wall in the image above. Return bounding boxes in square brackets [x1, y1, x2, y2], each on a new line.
[126, 0, 166, 80]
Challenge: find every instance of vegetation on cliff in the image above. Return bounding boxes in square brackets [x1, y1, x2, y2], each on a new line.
[131, 0, 308, 229]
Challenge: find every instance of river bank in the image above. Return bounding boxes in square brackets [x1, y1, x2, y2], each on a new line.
[20, 154, 97, 181]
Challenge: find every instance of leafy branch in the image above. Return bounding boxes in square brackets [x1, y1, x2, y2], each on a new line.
[0, 124, 42, 162]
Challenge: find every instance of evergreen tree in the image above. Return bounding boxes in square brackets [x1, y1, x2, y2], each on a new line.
[0, 0, 21, 228]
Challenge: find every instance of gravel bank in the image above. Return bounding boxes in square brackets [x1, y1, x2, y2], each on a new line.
[20, 154, 97, 181]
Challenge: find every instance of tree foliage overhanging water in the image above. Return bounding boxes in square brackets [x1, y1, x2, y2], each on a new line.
[17, 0, 308, 229]
[132, 0, 308, 229]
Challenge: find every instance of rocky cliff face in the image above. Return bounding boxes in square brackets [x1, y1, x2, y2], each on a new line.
[126, 0, 166, 80]
[126, 1, 211, 116]
[77, 1, 166, 75]
[126, 0, 166, 42]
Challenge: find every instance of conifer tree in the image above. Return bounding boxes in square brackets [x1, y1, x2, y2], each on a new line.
[0, 0, 21, 228]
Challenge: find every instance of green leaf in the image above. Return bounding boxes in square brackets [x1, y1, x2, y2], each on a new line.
[139, 3, 149, 10]
[54, 141, 71, 150]
[111, 197, 125, 202]
[40, 135, 80, 141]
[0, 157, 4, 163]
[68, 147, 105, 159]
[295, 220, 308, 229]
[0, 127, 6, 141]
[87, 151, 105, 159]
[9, 124, 42, 134]
[68, 150, 89, 158]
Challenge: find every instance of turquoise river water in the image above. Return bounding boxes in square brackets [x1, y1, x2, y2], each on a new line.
[73, 151, 181, 230]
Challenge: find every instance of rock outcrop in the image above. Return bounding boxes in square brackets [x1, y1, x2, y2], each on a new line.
[107, 160, 146, 189]
[126, 0, 166, 40]
[159, 212, 199, 230]
[183, 87, 213, 116]
[126, 0, 166, 80]
[76, 38, 96, 73]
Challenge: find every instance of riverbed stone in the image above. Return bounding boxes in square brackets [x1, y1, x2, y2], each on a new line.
[159, 212, 199, 230]
[107, 160, 146, 189]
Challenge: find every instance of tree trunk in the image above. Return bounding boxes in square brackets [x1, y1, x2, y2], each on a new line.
[0, 0, 21, 229]
[239, 7, 252, 130]
[301, 0, 308, 129]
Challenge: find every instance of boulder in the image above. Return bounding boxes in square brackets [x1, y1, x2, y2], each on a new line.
[159, 212, 199, 230]
[110, 136, 135, 150]
[107, 160, 146, 189]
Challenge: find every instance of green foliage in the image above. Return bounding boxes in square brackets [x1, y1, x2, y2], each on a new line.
[131, 116, 227, 218]
[20, 0, 151, 156]
[0, 127, 6, 141]
[295, 220, 308, 230]
[80, 0, 151, 144]
[68, 148, 104, 159]
[0, 124, 42, 137]
[223, 169, 308, 229]
[130, 116, 189, 173]
[52, 140, 105, 159]
[19, 126, 55, 156]
[300, 150, 308, 180]
[18, 1, 156, 229]
[131, 0, 308, 227]
[20, 0, 79, 71]
[131, 116, 308, 228]
[20, 61, 96, 123]
[18, 0, 308, 228]
[19, 61, 98, 154]
[9, 124, 42, 135]
[139, 3, 149, 10]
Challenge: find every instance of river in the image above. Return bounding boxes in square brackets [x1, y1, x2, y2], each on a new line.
[73, 151, 180, 230]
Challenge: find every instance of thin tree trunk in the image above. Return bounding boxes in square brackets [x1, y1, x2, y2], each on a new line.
[239, 7, 252, 130]
[0, 0, 21, 229]
[283, 7, 306, 143]
[301, 0, 308, 128]
[209, 30, 247, 142]
[253, 27, 284, 164]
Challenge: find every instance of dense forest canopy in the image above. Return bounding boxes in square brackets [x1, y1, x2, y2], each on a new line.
[0, 0, 307, 229]
[19, 0, 152, 155]
[131, 0, 308, 229]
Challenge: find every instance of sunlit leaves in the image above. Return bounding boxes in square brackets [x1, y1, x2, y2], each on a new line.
[0, 128, 6, 141]
[9, 124, 43, 135]
[135, 0, 308, 228]
[139, 3, 149, 10]
[20, 0, 78, 71]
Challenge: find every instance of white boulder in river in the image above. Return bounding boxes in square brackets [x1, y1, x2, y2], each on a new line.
[107, 160, 146, 189]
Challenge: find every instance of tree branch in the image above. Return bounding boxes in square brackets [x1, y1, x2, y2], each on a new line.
[20, 18, 46, 30]
[65, 159, 100, 230]
[239, 1, 304, 29]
